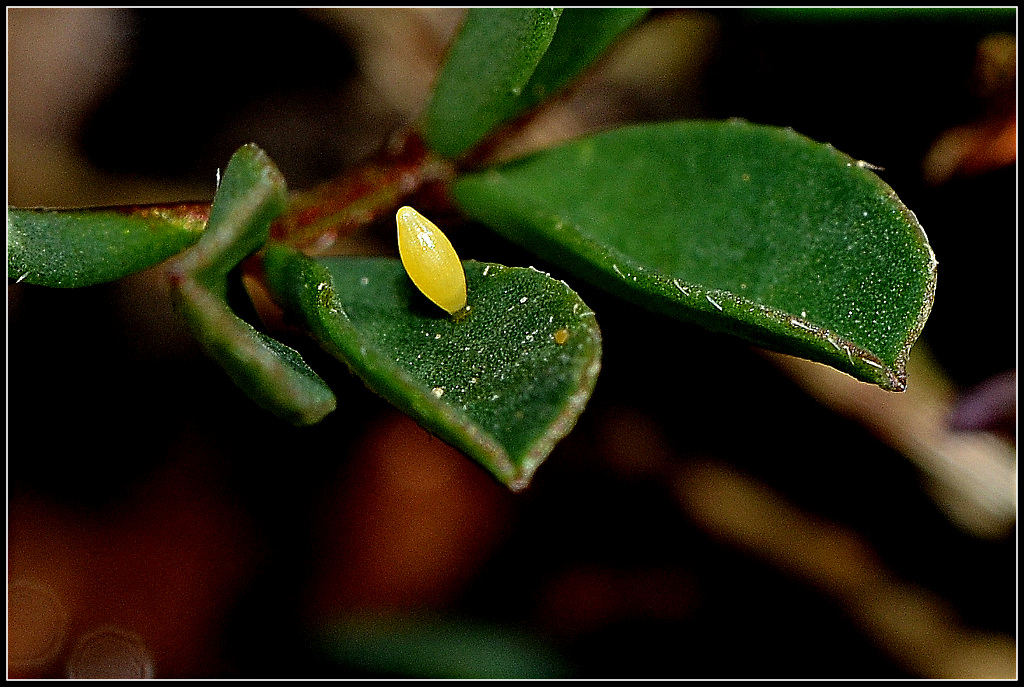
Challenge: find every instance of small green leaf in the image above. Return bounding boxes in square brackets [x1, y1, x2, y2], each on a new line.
[7, 203, 207, 288]
[513, 8, 649, 110]
[175, 143, 288, 297]
[452, 120, 937, 391]
[173, 275, 337, 426]
[170, 144, 336, 425]
[262, 245, 602, 491]
[424, 9, 648, 160]
[423, 8, 563, 158]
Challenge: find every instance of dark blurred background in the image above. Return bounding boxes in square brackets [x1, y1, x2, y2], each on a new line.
[8, 8, 1016, 678]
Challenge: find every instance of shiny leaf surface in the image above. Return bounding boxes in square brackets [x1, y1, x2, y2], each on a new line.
[262, 245, 602, 490]
[453, 120, 937, 391]
[7, 203, 207, 288]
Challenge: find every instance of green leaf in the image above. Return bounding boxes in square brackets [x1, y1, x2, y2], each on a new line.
[170, 144, 336, 425]
[7, 203, 207, 288]
[174, 143, 288, 297]
[423, 8, 563, 158]
[424, 9, 648, 159]
[173, 276, 337, 426]
[316, 613, 571, 678]
[262, 245, 602, 491]
[452, 120, 937, 391]
[514, 8, 649, 110]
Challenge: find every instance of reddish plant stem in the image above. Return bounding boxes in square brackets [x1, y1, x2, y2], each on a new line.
[271, 129, 455, 255]
[112, 201, 212, 225]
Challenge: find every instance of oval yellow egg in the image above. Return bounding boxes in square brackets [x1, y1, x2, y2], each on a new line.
[396, 205, 467, 315]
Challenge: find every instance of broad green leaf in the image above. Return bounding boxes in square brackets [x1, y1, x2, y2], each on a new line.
[7, 203, 207, 288]
[452, 120, 937, 391]
[423, 8, 563, 158]
[170, 144, 336, 425]
[424, 9, 648, 159]
[261, 245, 602, 491]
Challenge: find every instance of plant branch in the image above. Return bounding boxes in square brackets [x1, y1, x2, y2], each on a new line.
[271, 129, 455, 255]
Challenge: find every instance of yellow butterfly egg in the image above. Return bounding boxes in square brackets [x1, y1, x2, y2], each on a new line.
[396, 205, 467, 315]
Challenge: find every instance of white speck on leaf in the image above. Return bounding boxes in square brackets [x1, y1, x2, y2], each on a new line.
[672, 279, 691, 297]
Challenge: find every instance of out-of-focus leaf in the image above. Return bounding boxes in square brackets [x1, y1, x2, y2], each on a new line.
[7, 203, 207, 288]
[316, 613, 572, 678]
[423, 8, 562, 158]
[262, 245, 601, 491]
[424, 9, 648, 159]
[170, 144, 335, 425]
[452, 120, 937, 391]
[514, 8, 649, 110]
